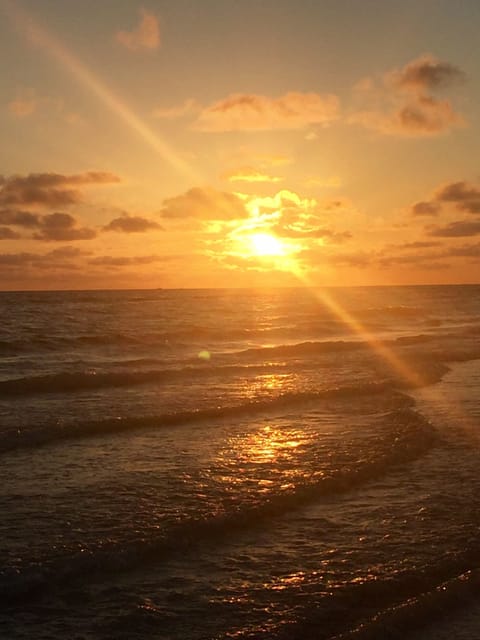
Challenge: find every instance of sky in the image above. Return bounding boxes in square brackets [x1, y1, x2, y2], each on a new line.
[0, 0, 479, 290]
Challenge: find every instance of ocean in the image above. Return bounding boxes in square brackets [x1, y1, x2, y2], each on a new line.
[1, 285, 480, 639]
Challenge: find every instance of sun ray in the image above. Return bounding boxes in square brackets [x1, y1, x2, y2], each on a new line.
[3, 0, 199, 183]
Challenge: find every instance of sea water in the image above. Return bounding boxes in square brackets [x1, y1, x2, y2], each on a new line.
[1, 285, 479, 639]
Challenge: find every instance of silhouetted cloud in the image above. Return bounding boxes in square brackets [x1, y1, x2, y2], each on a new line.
[0, 172, 120, 208]
[350, 55, 466, 137]
[0, 227, 20, 239]
[33, 213, 96, 241]
[160, 187, 247, 220]
[0, 209, 40, 226]
[116, 8, 160, 51]
[0, 246, 90, 269]
[89, 255, 164, 267]
[411, 201, 440, 216]
[104, 215, 163, 233]
[388, 241, 440, 250]
[195, 92, 339, 131]
[445, 242, 480, 258]
[435, 181, 480, 204]
[427, 220, 480, 237]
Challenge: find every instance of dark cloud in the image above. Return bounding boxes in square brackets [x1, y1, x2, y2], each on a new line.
[0, 247, 89, 270]
[435, 181, 480, 202]
[0, 227, 20, 240]
[458, 201, 480, 214]
[394, 55, 466, 92]
[0, 209, 41, 226]
[33, 213, 96, 241]
[160, 187, 247, 220]
[445, 243, 480, 258]
[0, 172, 120, 208]
[103, 215, 163, 233]
[431, 181, 480, 214]
[389, 241, 441, 250]
[427, 220, 480, 237]
[411, 201, 440, 216]
[88, 255, 164, 267]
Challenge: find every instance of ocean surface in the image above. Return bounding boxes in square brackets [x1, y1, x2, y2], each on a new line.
[1, 285, 480, 639]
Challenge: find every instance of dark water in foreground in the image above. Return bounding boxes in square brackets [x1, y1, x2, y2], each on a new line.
[1, 285, 480, 639]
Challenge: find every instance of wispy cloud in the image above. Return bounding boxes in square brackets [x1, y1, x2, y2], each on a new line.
[7, 88, 38, 117]
[195, 92, 340, 132]
[88, 255, 164, 267]
[116, 8, 160, 51]
[222, 166, 283, 183]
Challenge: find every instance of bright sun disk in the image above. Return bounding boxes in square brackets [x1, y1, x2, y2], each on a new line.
[249, 233, 285, 257]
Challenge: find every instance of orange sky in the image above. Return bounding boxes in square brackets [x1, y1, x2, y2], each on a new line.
[1, 0, 479, 289]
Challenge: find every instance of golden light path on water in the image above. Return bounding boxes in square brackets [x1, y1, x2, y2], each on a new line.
[3, 0, 199, 183]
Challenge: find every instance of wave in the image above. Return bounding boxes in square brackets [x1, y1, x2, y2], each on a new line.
[326, 564, 480, 640]
[0, 381, 400, 453]
[0, 362, 296, 396]
[0, 403, 436, 607]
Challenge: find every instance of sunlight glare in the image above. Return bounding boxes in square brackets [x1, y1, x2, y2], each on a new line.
[249, 233, 286, 257]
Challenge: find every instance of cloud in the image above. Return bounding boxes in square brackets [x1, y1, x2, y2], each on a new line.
[116, 8, 160, 51]
[7, 89, 85, 125]
[411, 201, 440, 216]
[0, 227, 20, 239]
[0, 172, 120, 208]
[0, 209, 40, 226]
[427, 220, 480, 237]
[445, 242, 480, 258]
[33, 213, 96, 241]
[195, 91, 340, 132]
[88, 255, 164, 267]
[223, 166, 283, 183]
[103, 215, 163, 233]
[435, 181, 480, 204]
[389, 241, 440, 250]
[7, 88, 38, 117]
[410, 179, 480, 219]
[0, 246, 90, 270]
[273, 223, 352, 243]
[350, 54, 466, 137]
[434, 180, 480, 213]
[327, 251, 373, 268]
[160, 187, 247, 220]
[392, 55, 466, 92]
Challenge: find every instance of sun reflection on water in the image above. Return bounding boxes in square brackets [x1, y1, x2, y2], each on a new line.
[214, 421, 311, 497]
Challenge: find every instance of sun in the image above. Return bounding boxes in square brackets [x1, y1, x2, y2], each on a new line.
[248, 233, 286, 257]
